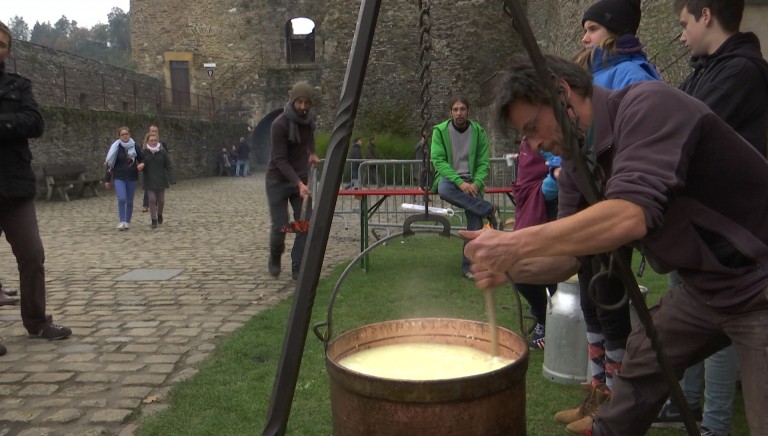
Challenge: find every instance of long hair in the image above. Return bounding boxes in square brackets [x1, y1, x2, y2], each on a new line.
[573, 34, 619, 70]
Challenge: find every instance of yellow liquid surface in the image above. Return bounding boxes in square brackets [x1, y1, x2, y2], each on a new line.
[337, 342, 515, 380]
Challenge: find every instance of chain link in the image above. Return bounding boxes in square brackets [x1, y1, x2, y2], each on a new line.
[418, 0, 434, 194]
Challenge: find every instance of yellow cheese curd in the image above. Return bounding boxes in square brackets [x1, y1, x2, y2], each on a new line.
[337, 342, 514, 380]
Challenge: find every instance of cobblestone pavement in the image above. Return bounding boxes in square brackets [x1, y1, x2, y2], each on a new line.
[0, 172, 359, 435]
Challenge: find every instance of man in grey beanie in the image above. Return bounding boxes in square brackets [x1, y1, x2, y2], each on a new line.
[265, 81, 320, 280]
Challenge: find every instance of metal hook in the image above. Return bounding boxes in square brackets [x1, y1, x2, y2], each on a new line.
[587, 255, 629, 311]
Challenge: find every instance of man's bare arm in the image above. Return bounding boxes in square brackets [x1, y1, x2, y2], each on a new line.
[462, 198, 646, 277]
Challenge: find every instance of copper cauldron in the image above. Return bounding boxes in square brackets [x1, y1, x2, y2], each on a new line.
[325, 317, 529, 436]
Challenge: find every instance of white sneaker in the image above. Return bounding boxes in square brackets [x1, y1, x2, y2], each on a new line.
[117, 222, 125, 230]
[124, 222, 130, 230]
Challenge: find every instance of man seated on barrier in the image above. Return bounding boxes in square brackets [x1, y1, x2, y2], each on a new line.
[431, 95, 501, 281]
[461, 54, 768, 435]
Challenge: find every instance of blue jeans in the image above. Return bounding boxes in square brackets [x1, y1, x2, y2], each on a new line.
[682, 347, 738, 434]
[670, 271, 737, 434]
[236, 160, 249, 176]
[437, 177, 493, 274]
[114, 179, 138, 223]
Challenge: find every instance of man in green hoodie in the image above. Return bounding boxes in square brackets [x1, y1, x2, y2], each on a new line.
[431, 96, 500, 280]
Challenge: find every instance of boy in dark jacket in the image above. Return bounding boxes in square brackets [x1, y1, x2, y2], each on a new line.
[652, 1, 768, 434]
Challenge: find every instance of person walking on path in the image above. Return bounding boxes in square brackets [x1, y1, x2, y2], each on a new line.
[142, 125, 170, 212]
[141, 132, 175, 229]
[266, 81, 320, 280]
[236, 137, 251, 177]
[219, 146, 234, 176]
[0, 21, 72, 356]
[104, 126, 145, 230]
[431, 95, 501, 281]
[652, 1, 768, 434]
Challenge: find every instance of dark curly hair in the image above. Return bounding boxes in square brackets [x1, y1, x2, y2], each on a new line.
[493, 54, 593, 136]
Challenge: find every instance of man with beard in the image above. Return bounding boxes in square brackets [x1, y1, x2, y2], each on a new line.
[462, 53, 768, 435]
[266, 81, 320, 280]
[0, 21, 72, 356]
[431, 95, 501, 281]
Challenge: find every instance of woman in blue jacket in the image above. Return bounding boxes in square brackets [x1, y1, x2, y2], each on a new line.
[555, 1, 660, 434]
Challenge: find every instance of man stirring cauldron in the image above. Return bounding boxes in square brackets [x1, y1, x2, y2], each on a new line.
[461, 54, 768, 435]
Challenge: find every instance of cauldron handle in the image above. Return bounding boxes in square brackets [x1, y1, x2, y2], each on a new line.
[313, 228, 466, 349]
[403, 213, 452, 237]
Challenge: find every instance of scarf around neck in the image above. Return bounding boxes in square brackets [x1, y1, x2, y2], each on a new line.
[106, 138, 137, 167]
[146, 143, 163, 154]
[283, 103, 316, 144]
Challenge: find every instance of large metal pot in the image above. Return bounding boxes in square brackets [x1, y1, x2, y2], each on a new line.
[325, 317, 529, 436]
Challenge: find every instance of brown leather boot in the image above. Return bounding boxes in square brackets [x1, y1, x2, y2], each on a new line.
[565, 384, 610, 434]
[554, 383, 608, 425]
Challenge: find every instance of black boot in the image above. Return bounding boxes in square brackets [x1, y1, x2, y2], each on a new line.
[157, 214, 163, 225]
[268, 252, 281, 277]
[151, 219, 158, 229]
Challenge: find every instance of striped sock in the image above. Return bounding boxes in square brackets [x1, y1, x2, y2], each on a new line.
[586, 332, 606, 387]
[604, 347, 625, 393]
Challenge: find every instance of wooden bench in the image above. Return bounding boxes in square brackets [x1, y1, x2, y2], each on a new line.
[43, 164, 102, 202]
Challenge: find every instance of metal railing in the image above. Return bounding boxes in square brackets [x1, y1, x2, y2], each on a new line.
[319, 157, 517, 236]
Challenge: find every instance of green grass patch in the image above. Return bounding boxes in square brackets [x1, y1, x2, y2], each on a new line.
[136, 235, 746, 435]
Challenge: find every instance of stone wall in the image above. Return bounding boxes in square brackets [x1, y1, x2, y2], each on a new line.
[7, 41, 248, 193]
[129, 0, 525, 155]
[9, 41, 164, 113]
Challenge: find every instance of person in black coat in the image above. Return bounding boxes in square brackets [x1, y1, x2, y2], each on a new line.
[236, 136, 251, 177]
[0, 21, 72, 356]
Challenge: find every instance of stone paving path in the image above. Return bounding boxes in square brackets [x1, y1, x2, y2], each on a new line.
[0, 172, 359, 435]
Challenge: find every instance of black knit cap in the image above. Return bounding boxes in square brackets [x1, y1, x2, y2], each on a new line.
[582, 0, 641, 36]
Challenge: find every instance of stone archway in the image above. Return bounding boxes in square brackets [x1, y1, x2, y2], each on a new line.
[251, 108, 284, 165]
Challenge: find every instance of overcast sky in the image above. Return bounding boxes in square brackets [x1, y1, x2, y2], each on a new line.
[3, 1, 131, 29]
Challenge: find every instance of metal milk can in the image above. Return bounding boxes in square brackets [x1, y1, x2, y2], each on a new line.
[542, 278, 588, 384]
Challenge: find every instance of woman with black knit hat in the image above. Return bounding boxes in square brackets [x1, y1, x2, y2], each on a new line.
[554, 1, 661, 434]
[574, 0, 660, 89]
